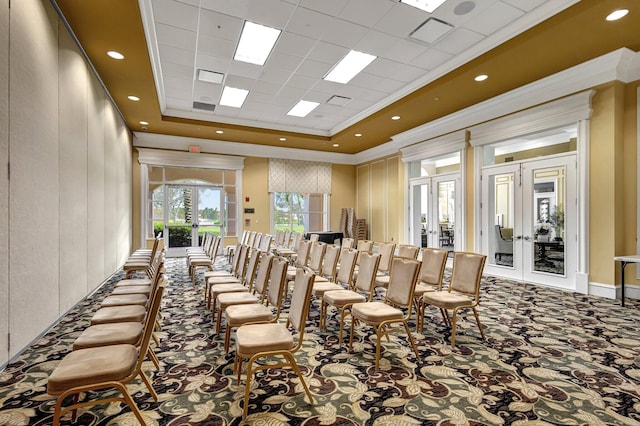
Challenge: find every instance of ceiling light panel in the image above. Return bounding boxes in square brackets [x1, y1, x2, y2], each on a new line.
[400, 0, 447, 13]
[234, 21, 281, 66]
[220, 86, 249, 108]
[410, 17, 454, 44]
[197, 69, 225, 84]
[287, 100, 320, 117]
[324, 50, 377, 84]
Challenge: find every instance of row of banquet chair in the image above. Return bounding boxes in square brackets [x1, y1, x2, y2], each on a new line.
[47, 246, 168, 425]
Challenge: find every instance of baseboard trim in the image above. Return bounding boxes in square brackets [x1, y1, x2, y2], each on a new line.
[589, 281, 640, 301]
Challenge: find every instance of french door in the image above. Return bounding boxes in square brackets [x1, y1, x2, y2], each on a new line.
[481, 154, 576, 289]
[409, 173, 460, 251]
[164, 185, 222, 254]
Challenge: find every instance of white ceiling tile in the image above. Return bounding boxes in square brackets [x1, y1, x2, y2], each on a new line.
[197, 34, 236, 58]
[195, 53, 231, 75]
[365, 57, 405, 78]
[152, 0, 199, 31]
[373, 77, 407, 94]
[286, 7, 335, 39]
[260, 68, 293, 85]
[199, 0, 250, 19]
[276, 32, 318, 58]
[264, 51, 303, 72]
[226, 60, 264, 79]
[348, 72, 386, 91]
[411, 47, 453, 70]
[299, 0, 349, 16]
[164, 76, 193, 94]
[339, 0, 394, 28]
[307, 42, 348, 65]
[391, 64, 427, 82]
[156, 23, 197, 51]
[246, 91, 273, 104]
[198, 10, 244, 40]
[252, 80, 282, 95]
[165, 96, 193, 110]
[354, 30, 403, 58]
[435, 27, 484, 55]
[158, 44, 195, 67]
[245, 0, 297, 29]
[320, 17, 368, 48]
[286, 74, 318, 90]
[214, 104, 242, 116]
[193, 80, 223, 99]
[464, 2, 524, 36]
[373, 3, 429, 38]
[223, 75, 254, 89]
[161, 61, 193, 79]
[277, 86, 308, 101]
[502, 0, 546, 13]
[296, 59, 333, 78]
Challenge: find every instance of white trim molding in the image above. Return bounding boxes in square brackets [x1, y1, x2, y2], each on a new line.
[136, 147, 244, 170]
[400, 130, 468, 163]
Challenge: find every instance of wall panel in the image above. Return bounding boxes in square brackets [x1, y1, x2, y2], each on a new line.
[356, 165, 370, 234]
[58, 28, 88, 309]
[103, 106, 118, 275]
[87, 78, 106, 289]
[9, 0, 60, 356]
[0, 0, 9, 365]
[370, 161, 385, 242]
[387, 156, 401, 242]
[116, 121, 132, 265]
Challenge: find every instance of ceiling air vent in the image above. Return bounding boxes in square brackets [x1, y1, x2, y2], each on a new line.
[326, 95, 352, 106]
[193, 101, 216, 112]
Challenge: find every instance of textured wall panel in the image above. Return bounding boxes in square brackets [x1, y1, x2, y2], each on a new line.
[370, 161, 385, 242]
[103, 106, 118, 274]
[9, 0, 60, 356]
[0, 0, 9, 366]
[58, 28, 88, 310]
[87, 79, 106, 289]
[116, 121, 132, 265]
[356, 165, 370, 230]
[387, 157, 401, 242]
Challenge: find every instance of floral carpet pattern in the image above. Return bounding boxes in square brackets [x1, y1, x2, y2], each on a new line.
[1, 256, 640, 425]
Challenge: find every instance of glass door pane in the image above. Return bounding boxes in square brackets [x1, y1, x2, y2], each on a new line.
[166, 185, 194, 249]
[437, 179, 456, 251]
[410, 179, 430, 248]
[197, 187, 222, 244]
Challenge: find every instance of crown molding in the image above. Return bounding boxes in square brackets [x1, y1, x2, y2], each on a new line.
[138, 0, 166, 112]
[400, 131, 468, 163]
[136, 146, 245, 170]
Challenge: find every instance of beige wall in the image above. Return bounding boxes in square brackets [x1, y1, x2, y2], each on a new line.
[330, 164, 357, 231]
[621, 82, 639, 286]
[0, 0, 8, 367]
[2, 0, 133, 364]
[242, 157, 270, 235]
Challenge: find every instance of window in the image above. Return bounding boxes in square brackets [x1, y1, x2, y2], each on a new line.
[272, 192, 327, 233]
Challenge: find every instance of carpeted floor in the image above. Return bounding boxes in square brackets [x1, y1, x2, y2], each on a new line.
[1, 256, 640, 425]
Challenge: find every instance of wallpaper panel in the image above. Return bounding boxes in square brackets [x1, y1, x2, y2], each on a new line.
[0, 0, 9, 366]
[9, 0, 60, 357]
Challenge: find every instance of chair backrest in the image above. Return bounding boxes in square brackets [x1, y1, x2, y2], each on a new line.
[309, 233, 319, 243]
[377, 242, 396, 273]
[240, 230, 250, 244]
[259, 234, 272, 251]
[266, 256, 289, 312]
[247, 231, 257, 248]
[287, 268, 315, 341]
[356, 239, 373, 253]
[209, 235, 221, 258]
[294, 240, 312, 267]
[321, 245, 341, 281]
[335, 248, 358, 287]
[133, 275, 167, 378]
[283, 231, 291, 247]
[253, 252, 274, 297]
[386, 257, 421, 309]
[235, 244, 251, 279]
[397, 244, 419, 260]
[449, 252, 486, 301]
[354, 252, 381, 299]
[341, 238, 354, 249]
[243, 249, 262, 289]
[230, 242, 243, 273]
[291, 232, 303, 250]
[307, 242, 326, 273]
[419, 247, 448, 289]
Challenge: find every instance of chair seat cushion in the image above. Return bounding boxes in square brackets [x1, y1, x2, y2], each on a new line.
[101, 294, 148, 307]
[413, 283, 437, 298]
[217, 292, 259, 309]
[204, 271, 233, 278]
[225, 304, 272, 327]
[110, 285, 151, 296]
[313, 276, 329, 282]
[208, 276, 241, 285]
[312, 282, 343, 297]
[123, 261, 149, 269]
[352, 301, 403, 323]
[375, 276, 390, 287]
[91, 305, 146, 325]
[47, 344, 138, 395]
[210, 284, 248, 299]
[115, 278, 151, 287]
[73, 322, 143, 350]
[323, 290, 366, 306]
[236, 323, 293, 355]
[422, 292, 473, 309]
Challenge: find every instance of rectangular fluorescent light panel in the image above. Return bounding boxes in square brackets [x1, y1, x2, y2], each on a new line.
[324, 50, 377, 84]
[197, 69, 224, 84]
[410, 17, 454, 44]
[287, 100, 320, 117]
[400, 0, 447, 13]
[220, 86, 249, 108]
[234, 21, 281, 65]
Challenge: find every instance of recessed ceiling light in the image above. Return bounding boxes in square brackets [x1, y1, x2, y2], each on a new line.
[234, 21, 281, 66]
[280, 137, 287, 141]
[139, 121, 149, 125]
[333, 144, 340, 147]
[216, 130, 224, 134]
[355, 133, 362, 137]
[324, 50, 377, 84]
[220, 86, 249, 108]
[107, 51, 124, 60]
[391, 115, 400, 120]
[400, 0, 447, 13]
[474, 74, 488, 82]
[128, 95, 140, 101]
[287, 100, 320, 117]
[606, 9, 628, 21]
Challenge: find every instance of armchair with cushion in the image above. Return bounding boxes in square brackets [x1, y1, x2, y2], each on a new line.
[494, 225, 513, 261]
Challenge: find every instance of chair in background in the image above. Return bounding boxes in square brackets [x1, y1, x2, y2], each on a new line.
[315, 244, 341, 283]
[397, 244, 420, 260]
[234, 268, 316, 419]
[349, 257, 421, 369]
[494, 225, 513, 261]
[422, 252, 487, 347]
[414, 247, 449, 333]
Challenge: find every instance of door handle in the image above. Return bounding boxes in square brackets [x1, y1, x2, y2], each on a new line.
[523, 235, 531, 241]
[515, 235, 522, 240]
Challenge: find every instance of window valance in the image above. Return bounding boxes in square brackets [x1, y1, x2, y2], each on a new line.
[268, 159, 332, 194]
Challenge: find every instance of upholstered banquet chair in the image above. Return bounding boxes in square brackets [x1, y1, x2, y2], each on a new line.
[422, 251, 487, 347]
[349, 257, 421, 369]
[234, 268, 316, 419]
[47, 277, 166, 426]
[414, 247, 448, 332]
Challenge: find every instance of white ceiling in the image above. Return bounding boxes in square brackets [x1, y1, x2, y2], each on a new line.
[141, 0, 576, 137]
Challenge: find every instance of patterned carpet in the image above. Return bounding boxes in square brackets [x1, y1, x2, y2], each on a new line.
[1, 257, 640, 425]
